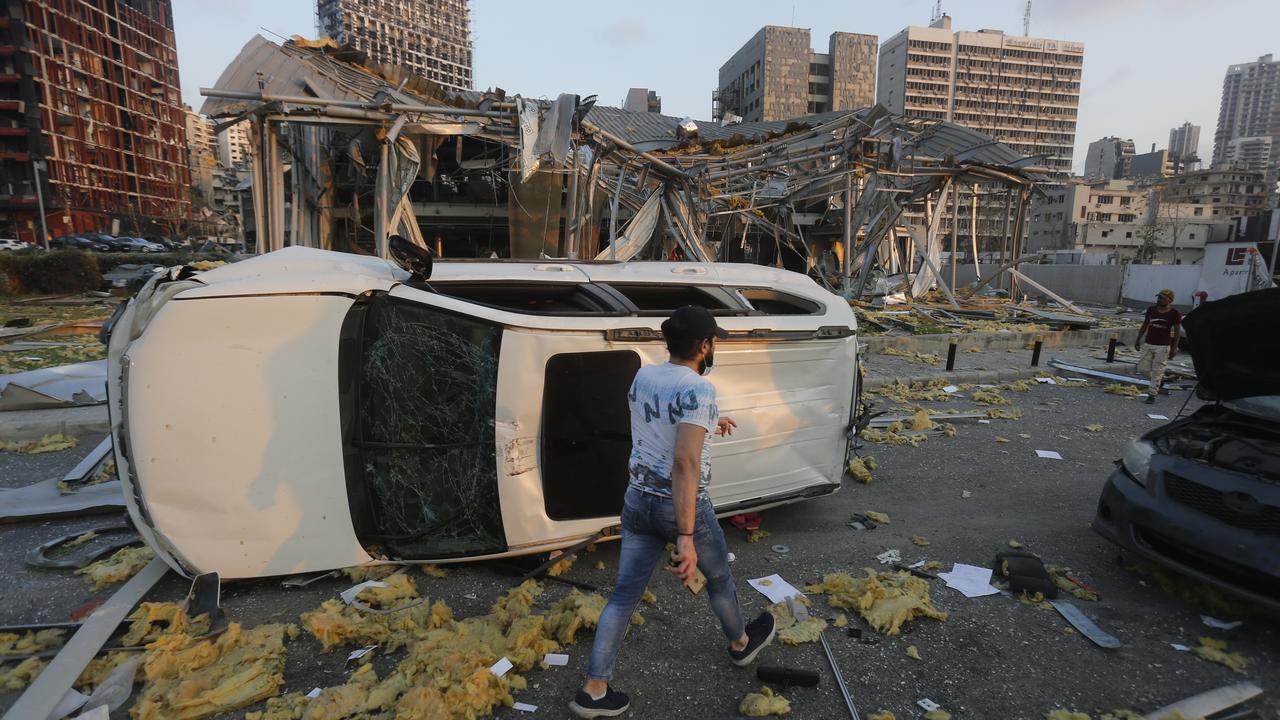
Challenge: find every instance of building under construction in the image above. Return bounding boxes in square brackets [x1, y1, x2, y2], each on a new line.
[0, 0, 191, 244]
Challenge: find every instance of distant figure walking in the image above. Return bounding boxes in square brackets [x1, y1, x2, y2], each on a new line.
[1134, 289, 1182, 405]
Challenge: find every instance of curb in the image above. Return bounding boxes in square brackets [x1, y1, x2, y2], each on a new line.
[864, 365, 1052, 391]
[0, 405, 109, 442]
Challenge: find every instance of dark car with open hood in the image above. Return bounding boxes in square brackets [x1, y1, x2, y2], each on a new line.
[1092, 287, 1280, 610]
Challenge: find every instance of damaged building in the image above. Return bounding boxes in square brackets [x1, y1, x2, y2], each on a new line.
[200, 35, 1047, 301]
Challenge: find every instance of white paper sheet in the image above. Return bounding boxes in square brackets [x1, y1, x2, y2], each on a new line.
[513, 702, 538, 712]
[490, 656, 514, 677]
[748, 574, 803, 604]
[876, 549, 902, 565]
[943, 385, 959, 393]
[305, 688, 323, 698]
[339, 580, 388, 605]
[543, 653, 569, 666]
[1035, 450, 1063, 460]
[1171, 643, 1190, 652]
[347, 645, 377, 662]
[937, 563, 1000, 598]
[1148, 414, 1169, 420]
[978, 419, 991, 424]
[1036, 377, 1056, 384]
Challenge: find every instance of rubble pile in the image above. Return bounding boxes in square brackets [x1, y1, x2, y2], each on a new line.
[806, 570, 947, 636]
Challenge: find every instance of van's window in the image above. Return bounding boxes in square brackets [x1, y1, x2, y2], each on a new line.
[542, 350, 641, 520]
[739, 288, 822, 315]
[609, 284, 736, 314]
[433, 283, 607, 314]
[351, 296, 505, 558]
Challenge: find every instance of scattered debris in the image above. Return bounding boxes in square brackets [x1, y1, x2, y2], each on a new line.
[594, 561, 606, 571]
[641, 590, 657, 605]
[863, 511, 891, 524]
[343, 565, 400, 583]
[833, 614, 848, 628]
[768, 600, 828, 645]
[1035, 450, 1063, 460]
[869, 712, 897, 720]
[1142, 681, 1263, 720]
[0, 657, 46, 691]
[1004, 379, 1032, 392]
[872, 379, 953, 404]
[746, 529, 771, 543]
[74, 546, 156, 591]
[545, 554, 576, 577]
[1104, 383, 1142, 398]
[924, 710, 952, 720]
[0, 432, 78, 454]
[421, 564, 448, 579]
[1192, 636, 1247, 673]
[875, 549, 902, 565]
[911, 536, 930, 546]
[1008, 539, 1024, 549]
[848, 456, 876, 484]
[994, 436, 1011, 443]
[1084, 424, 1104, 432]
[1045, 565, 1100, 602]
[972, 388, 1010, 406]
[881, 347, 942, 365]
[806, 570, 948, 635]
[748, 575, 805, 604]
[740, 686, 791, 716]
[906, 645, 921, 660]
[860, 427, 928, 447]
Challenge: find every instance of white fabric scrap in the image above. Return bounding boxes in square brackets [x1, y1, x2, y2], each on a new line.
[876, 549, 902, 565]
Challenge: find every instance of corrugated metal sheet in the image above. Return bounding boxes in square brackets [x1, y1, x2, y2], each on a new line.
[581, 106, 865, 149]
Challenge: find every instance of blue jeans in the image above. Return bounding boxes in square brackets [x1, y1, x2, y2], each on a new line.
[586, 486, 746, 681]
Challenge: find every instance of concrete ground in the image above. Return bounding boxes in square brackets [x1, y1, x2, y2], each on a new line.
[1, 382, 1275, 719]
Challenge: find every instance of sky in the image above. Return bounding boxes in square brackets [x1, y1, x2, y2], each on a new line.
[173, 0, 1280, 174]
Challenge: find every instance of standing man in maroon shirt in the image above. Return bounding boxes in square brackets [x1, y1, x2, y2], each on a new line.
[1134, 289, 1182, 405]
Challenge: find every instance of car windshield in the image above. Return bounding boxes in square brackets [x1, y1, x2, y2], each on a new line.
[346, 295, 506, 558]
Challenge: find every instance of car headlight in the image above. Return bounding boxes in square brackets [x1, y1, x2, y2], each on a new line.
[1121, 439, 1155, 486]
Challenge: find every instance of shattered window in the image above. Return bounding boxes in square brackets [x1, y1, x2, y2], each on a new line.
[354, 296, 505, 558]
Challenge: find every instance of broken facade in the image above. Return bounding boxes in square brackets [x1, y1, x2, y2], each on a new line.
[200, 36, 1045, 301]
[0, 0, 191, 244]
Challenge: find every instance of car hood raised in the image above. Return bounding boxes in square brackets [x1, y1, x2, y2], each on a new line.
[1183, 287, 1280, 401]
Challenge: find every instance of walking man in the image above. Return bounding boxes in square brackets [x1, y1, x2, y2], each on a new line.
[570, 305, 776, 718]
[1134, 288, 1182, 405]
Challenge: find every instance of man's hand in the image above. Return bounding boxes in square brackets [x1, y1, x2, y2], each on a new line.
[670, 534, 698, 586]
[716, 417, 737, 437]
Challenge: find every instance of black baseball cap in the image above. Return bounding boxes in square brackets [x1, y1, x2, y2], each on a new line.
[661, 305, 728, 346]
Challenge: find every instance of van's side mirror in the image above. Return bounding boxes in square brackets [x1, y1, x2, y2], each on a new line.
[388, 234, 433, 283]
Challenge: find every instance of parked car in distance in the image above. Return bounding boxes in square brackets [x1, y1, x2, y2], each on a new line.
[0, 238, 29, 251]
[143, 235, 180, 251]
[106, 236, 165, 253]
[1093, 287, 1280, 611]
[102, 263, 165, 290]
[50, 235, 111, 252]
[106, 244, 861, 580]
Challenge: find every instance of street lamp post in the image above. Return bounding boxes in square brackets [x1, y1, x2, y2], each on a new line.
[32, 160, 49, 251]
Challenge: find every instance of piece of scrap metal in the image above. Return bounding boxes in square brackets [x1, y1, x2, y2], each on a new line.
[25, 522, 139, 569]
[62, 436, 113, 485]
[0, 359, 107, 411]
[1048, 359, 1190, 388]
[1141, 682, 1262, 720]
[1, 557, 167, 720]
[0, 478, 125, 523]
[1049, 600, 1120, 649]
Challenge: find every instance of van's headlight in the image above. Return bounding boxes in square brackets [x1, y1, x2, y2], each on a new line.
[1121, 440, 1155, 486]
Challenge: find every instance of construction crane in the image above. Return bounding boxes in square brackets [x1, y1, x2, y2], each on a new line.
[1023, 0, 1031, 36]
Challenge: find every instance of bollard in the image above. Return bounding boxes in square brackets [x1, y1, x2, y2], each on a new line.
[1106, 337, 1118, 363]
[1031, 339, 1043, 367]
[946, 341, 957, 371]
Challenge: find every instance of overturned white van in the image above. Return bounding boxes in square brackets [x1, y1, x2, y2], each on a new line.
[106, 246, 859, 580]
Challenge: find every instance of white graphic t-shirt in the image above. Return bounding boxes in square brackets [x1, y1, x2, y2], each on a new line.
[626, 362, 718, 497]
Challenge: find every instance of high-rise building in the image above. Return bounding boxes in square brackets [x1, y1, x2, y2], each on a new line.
[1221, 136, 1274, 177]
[623, 88, 661, 114]
[713, 26, 877, 122]
[877, 15, 1084, 183]
[0, 0, 190, 244]
[317, 0, 472, 92]
[218, 121, 251, 170]
[1167, 121, 1200, 171]
[1083, 137, 1135, 181]
[1213, 54, 1280, 179]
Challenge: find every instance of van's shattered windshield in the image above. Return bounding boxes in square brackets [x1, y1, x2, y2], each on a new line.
[351, 296, 505, 558]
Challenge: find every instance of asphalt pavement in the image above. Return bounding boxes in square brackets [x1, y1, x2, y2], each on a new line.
[0, 383, 1275, 719]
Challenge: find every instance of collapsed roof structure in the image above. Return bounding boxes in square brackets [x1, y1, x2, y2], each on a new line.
[201, 35, 1047, 302]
